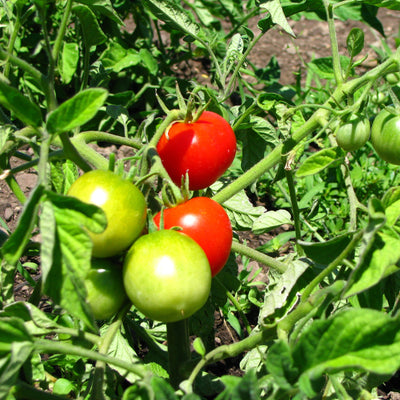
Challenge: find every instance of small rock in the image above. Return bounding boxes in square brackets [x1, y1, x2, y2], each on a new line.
[4, 207, 13, 221]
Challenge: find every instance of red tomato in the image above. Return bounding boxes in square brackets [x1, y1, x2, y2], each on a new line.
[154, 197, 232, 276]
[156, 111, 236, 190]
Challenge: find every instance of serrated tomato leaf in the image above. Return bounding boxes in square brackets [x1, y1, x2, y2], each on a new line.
[46, 88, 108, 134]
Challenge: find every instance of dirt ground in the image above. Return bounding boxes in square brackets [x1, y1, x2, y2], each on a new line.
[1, 6, 400, 398]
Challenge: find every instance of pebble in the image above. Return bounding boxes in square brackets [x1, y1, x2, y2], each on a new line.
[4, 207, 13, 221]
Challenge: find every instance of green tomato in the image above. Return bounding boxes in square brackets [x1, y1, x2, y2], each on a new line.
[371, 108, 400, 165]
[85, 258, 128, 320]
[335, 116, 370, 152]
[123, 230, 211, 323]
[386, 72, 400, 85]
[68, 170, 147, 258]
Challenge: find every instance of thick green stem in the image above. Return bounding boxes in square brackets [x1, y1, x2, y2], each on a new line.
[231, 240, 287, 273]
[34, 339, 148, 378]
[187, 325, 276, 387]
[166, 319, 191, 389]
[223, 31, 265, 99]
[37, 134, 52, 189]
[77, 131, 142, 150]
[284, 168, 303, 255]
[149, 109, 186, 147]
[299, 229, 363, 303]
[91, 306, 129, 400]
[72, 137, 109, 170]
[52, 0, 73, 63]
[60, 133, 92, 172]
[324, 0, 343, 85]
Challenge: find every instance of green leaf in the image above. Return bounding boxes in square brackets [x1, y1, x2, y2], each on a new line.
[40, 194, 107, 330]
[360, 0, 400, 11]
[104, 326, 141, 383]
[53, 378, 76, 396]
[299, 232, 354, 266]
[222, 190, 266, 231]
[0, 341, 34, 399]
[59, 42, 79, 84]
[344, 231, 400, 298]
[346, 27, 364, 58]
[343, 198, 388, 298]
[0, 81, 42, 127]
[265, 340, 298, 390]
[296, 147, 344, 178]
[76, 0, 124, 25]
[385, 198, 400, 227]
[382, 186, 400, 208]
[1, 302, 60, 335]
[236, 115, 277, 171]
[216, 370, 260, 400]
[258, 259, 309, 325]
[46, 88, 108, 134]
[260, 0, 295, 37]
[293, 309, 400, 388]
[101, 42, 141, 73]
[308, 55, 353, 80]
[0, 317, 32, 354]
[143, 0, 204, 41]
[72, 4, 107, 47]
[1, 185, 44, 305]
[252, 209, 292, 235]
[150, 376, 178, 400]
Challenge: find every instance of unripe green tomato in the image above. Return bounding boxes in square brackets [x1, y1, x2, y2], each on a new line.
[335, 116, 370, 151]
[85, 258, 128, 320]
[371, 108, 400, 165]
[123, 230, 211, 323]
[67, 170, 147, 258]
[371, 92, 386, 104]
[386, 72, 400, 85]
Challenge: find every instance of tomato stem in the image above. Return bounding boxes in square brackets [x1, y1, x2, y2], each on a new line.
[166, 318, 191, 389]
[91, 304, 130, 400]
[231, 241, 287, 273]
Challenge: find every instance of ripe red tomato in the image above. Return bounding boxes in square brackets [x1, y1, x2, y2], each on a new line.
[123, 230, 211, 323]
[153, 197, 232, 276]
[156, 111, 236, 190]
[67, 170, 147, 258]
[85, 258, 128, 320]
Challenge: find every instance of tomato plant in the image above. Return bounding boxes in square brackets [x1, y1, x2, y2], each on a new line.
[335, 115, 370, 151]
[371, 108, 400, 165]
[67, 170, 147, 258]
[85, 258, 128, 320]
[3, 0, 400, 398]
[153, 197, 232, 276]
[123, 229, 211, 322]
[156, 111, 237, 190]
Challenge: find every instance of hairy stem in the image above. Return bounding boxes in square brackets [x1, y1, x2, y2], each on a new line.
[167, 319, 191, 389]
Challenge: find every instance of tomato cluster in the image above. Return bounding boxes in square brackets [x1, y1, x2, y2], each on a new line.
[66, 111, 235, 323]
